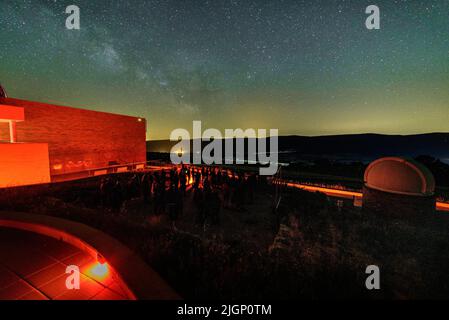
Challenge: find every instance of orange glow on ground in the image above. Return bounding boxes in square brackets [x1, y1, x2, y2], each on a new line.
[285, 181, 449, 213]
[86, 262, 110, 281]
[286, 182, 362, 199]
[437, 202, 449, 212]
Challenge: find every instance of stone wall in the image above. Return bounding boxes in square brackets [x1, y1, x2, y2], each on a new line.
[363, 185, 436, 218]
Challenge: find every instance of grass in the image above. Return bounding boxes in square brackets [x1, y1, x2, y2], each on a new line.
[1, 176, 449, 299]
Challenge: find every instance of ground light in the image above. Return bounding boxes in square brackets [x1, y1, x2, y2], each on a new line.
[87, 261, 110, 281]
[85, 253, 110, 281]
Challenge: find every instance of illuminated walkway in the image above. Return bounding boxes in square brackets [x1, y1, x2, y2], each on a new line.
[0, 227, 129, 300]
[285, 181, 449, 213]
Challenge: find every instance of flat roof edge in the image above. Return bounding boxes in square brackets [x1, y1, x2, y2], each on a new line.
[0, 97, 146, 121]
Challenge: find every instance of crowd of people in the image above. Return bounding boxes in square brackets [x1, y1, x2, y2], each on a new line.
[99, 165, 266, 230]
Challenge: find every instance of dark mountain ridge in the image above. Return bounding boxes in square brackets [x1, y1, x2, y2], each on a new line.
[148, 133, 449, 162]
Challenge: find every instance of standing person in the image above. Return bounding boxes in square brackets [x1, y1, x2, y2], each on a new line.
[156, 177, 166, 215]
[187, 167, 191, 186]
[180, 169, 187, 196]
[153, 172, 164, 215]
[152, 172, 160, 214]
[194, 186, 205, 226]
[194, 170, 201, 190]
[248, 174, 257, 204]
[222, 179, 231, 209]
[167, 185, 178, 230]
[217, 170, 223, 186]
[176, 184, 184, 218]
[211, 189, 221, 225]
[101, 177, 115, 210]
[141, 173, 150, 204]
[203, 184, 213, 230]
[170, 168, 178, 189]
[229, 174, 237, 209]
[235, 175, 246, 210]
[99, 177, 108, 208]
[148, 173, 154, 199]
[112, 179, 123, 213]
[126, 174, 139, 200]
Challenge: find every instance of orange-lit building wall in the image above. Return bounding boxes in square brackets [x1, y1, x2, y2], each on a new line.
[0, 122, 9, 141]
[0, 98, 146, 177]
[0, 143, 51, 187]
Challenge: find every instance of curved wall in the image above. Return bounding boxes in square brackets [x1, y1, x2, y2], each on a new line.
[0, 211, 180, 300]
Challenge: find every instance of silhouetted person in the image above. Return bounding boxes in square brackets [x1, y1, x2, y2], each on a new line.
[112, 179, 123, 212]
[167, 185, 178, 229]
[180, 169, 187, 196]
[194, 187, 205, 226]
[210, 189, 221, 225]
[141, 174, 150, 203]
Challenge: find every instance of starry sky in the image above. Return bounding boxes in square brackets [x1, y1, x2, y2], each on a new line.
[0, 0, 448, 140]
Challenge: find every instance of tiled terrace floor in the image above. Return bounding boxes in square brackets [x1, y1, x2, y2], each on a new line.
[0, 227, 129, 300]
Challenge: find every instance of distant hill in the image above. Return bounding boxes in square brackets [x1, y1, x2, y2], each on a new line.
[147, 133, 449, 163]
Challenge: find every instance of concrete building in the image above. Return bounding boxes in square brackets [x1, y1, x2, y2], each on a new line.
[363, 157, 436, 217]
[0, 86, 146, 187]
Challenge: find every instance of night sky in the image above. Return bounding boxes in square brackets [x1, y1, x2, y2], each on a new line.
[1, 0, 448, 140]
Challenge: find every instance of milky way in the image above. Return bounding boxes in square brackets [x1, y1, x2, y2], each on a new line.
[0, 0, 448, 139]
